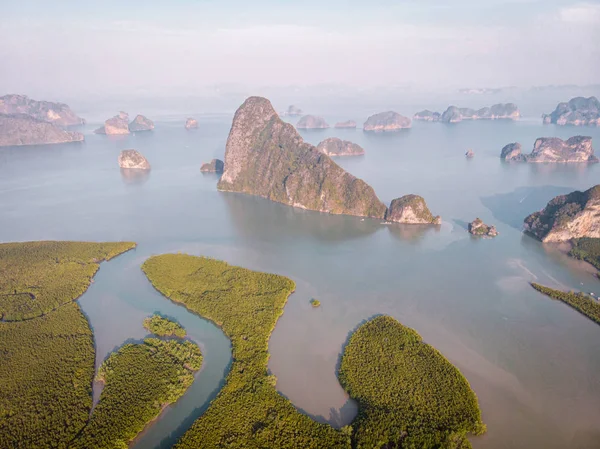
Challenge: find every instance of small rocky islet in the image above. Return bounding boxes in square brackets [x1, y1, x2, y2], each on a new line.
[118, 149, 151, 170]
[500, 136, 597, 163]
[316, 137, 364, 156]
[385, 195, 441, 225]
[200, 159, 224, 173]
[185, 118, 198, 129]
[468, 218, 498, 237]
[282, 105, 303, 117]
[414, 103, 520, 123]
[542, 96, 600, 126]
[95, 112, 154, 135]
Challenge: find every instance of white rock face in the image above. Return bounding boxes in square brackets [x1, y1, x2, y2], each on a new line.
[118, 149, 151, 170]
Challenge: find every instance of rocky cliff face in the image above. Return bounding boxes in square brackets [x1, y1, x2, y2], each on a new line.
[128, 115, 154, 132]
[542, 97, 600, 126]
[334, 120, 357, 128]
[500, 142, 525, 161]
[468, 218, 498, 237]
[217, 96, 387, 218]
[185, 118, 198, 129]
[363, 111, 411, 131]
[0, 94, 85, 126]
[200, 158, 224, 173]
[413, 110, 441, 122]
[440, 103, 520, 123]
[316, 137, 365, 157]
[0, 114, 84, 146]
[527, 136, 596, 163]
[118, 149, 150, 169]
[95, 112, 130, 135]
[524, 185, 600, 242]
[296, 115, 329, 129]
[385, 195, 441, 224]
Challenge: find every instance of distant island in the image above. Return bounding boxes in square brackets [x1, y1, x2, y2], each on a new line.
[0, 94, 85, 126]
[282, 105, 303, 117]
[185, 117, 198, 129]
[95, 112, 154, 135]
[118, 149, 150, 170]
[0, 114, 84, 147]
[217, 96, 387, 218]
[414, 103, 520, 123]
[334, 120, 356, 129]
[316, 137, 364, 157]
[500, 136, 597, 163]
[524, 185, 600, 242]
[542, 96, 600, 126]
[296, 115, 329, 129]
[363, 111, 411, 131]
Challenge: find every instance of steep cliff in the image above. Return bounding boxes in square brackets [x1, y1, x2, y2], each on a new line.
[217, 97, 387, 218]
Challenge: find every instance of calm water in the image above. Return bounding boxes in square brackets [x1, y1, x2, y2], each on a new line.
[1, 114, 600, 449]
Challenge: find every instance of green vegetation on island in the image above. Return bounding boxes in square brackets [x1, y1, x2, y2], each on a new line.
[72, 338, 202, 449]
[0, 241, 136, 321]
[569, 238, 600, 273]
[143, 314, 187, 338]
[531, 283, 600, 325]
[0, 241, 135, 449]
[339, 315, 486, 449]
[310, 298, 321, 308]
[142, 254, 350, 448]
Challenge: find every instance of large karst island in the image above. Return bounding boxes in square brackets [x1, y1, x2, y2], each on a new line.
[500, 136, 597, 163]
[217, 96, 438, 223]
[414, 103, 520, 123]
[0, 94, 85, 126]
[542, 96, 600, 126]
[363, 111, 411, 131]
[95, 112, 155, 135]
[0, 114, 84, 147]
[524, 185, 600, 243]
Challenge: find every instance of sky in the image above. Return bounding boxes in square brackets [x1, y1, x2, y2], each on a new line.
[1, 0, 599, 99]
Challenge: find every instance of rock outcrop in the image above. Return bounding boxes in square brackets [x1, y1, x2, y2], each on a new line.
[527, 136, 596, 163]
[95, 112, 130, 135]
[316, 137, 365, 157]
[363, 111, 411, 132]
[0, 114, 84, 147]
[542, 97, 600, 126]
[385, 195, 441, 224]
[200, 158, 224, 173]
[413, 110, 441, 122]
[440, 104, 520, 123]
[217, 96, 387, 218]
[128, 115, 154, 132]
[0, 94, 85, 126]
[296, 115, 329, 129]
[185, 118, 198, 129]
[524, 185, 600, 242]
[118, 149, 150, 169]
[334, 120, 357, 129]
[465, 149, 475, 158]
[283, 105, 303, 117]
[468, 218, 498, 237]
[500, 137, 597, 163]
[500, 142, 525, 161]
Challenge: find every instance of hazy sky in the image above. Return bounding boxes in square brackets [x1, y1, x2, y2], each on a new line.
[1, 0, 599, 97]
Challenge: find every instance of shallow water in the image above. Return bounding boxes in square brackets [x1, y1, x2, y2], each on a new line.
[1, 114, 600, 448]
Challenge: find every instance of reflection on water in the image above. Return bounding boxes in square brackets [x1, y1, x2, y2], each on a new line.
[120, 168, 151, 185]
[386, 223, 441, 243]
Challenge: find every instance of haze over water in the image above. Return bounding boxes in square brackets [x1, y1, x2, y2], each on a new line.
[1, 107, 600, 449]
